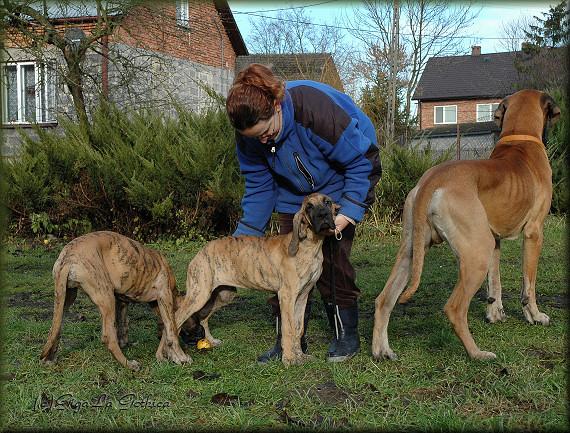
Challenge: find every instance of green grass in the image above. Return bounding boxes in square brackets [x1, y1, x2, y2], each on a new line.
[1, 216, 567, 431]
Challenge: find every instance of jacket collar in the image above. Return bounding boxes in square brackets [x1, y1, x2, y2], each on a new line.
[275, 88, 294, 144]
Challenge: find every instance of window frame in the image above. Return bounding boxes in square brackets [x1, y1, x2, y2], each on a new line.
[433, 104, 457, 125]
[476, 103, 500, 123]
[2, 61, 57, 125]
[176, 0, 190, 28]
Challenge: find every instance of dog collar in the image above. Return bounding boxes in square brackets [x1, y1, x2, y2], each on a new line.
[497, 135, 543, 146]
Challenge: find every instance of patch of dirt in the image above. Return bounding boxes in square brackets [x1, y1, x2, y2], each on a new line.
[308, 381, 352, 405]
[7, 291, 51, 309]
[525, 347, 563, 370]
[538, 294, 568, 309]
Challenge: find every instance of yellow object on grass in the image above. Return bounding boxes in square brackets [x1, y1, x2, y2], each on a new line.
[197, 338, 212, 350]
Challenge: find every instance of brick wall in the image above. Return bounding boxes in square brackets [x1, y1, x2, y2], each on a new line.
[115, 2, 237, 70]
[419, 98, 502, 129]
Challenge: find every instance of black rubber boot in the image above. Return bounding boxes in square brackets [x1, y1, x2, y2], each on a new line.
[257, 300, 311, 364]
[326, 302, 360, 363]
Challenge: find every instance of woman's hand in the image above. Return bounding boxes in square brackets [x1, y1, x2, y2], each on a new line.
[334, 214, 353, 233]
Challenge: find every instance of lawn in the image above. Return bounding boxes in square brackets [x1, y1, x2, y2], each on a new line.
[1, 216, 567, 431]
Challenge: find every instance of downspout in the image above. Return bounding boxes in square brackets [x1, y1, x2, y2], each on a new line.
[211, 17, 224, 94]
[102, 34, 109, 99]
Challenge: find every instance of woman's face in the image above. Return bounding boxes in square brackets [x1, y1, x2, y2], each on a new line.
[238, 105, 282, 144]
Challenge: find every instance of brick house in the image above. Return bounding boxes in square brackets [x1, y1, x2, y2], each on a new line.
[411, 46, 520, 159]
[2, 0, 248, 156]
[235, 53, 344, 91]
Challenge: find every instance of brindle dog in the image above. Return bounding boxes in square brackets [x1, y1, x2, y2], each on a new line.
[40, 231, 192, 371]
[175, 193, 338, 366]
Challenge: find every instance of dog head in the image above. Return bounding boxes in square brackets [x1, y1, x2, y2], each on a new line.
[288, 193, 338, 257]
[494, 89, 561, 137]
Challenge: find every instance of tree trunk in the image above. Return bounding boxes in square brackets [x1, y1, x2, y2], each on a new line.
[63, 47, 95, 147]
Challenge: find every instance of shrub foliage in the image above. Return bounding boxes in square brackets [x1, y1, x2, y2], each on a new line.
[6, 102, 243, 240]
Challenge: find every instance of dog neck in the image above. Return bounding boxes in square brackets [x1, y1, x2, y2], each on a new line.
[497, 134, 543, 146]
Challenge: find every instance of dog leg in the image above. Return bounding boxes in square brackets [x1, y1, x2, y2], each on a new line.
[89, 291, 141, 371]
[200, 289, 237, 347]
[372, 241, 412, 361]
[155, 283, 191, 365]
[521, 222, 550, 325]
[279, 291, 303, 366]
[291, 288, 313, 363]
[372, 191, 415, 361]
[116, 298, 129, 349]
[443, 198, 497, 360]
[486, 239, 507, 323]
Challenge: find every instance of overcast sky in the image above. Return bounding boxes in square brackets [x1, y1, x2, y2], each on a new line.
[228, 1, 555, 54]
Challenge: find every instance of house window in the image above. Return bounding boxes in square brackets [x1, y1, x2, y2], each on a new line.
[434, 105, 457, 124]
[176, 0, 189, 28]
[2, 62, 56, 124]
[476, 103, 500, 122]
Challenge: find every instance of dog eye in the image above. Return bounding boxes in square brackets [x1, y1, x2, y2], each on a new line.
[325, 199, 332, 206]
[305, 203, 313, 210]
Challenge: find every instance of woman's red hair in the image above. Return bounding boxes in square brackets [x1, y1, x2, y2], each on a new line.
[226, 63, 285, 130]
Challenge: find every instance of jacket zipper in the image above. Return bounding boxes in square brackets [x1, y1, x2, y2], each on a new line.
[270, 145, 276, 169]
[293, 152, 315, 190]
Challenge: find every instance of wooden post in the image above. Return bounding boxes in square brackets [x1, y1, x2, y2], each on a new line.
[456, 122, 461, 160]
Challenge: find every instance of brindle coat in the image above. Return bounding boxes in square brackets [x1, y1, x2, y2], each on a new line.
[372, 89, 560, 361]
[40, 231, 190, 371]
[175, 193, 337, 366]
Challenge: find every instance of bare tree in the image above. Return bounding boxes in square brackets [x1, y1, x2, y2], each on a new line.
[346, 0, 478, 140]
[499, 15, 534, 52]
[245, 7, 358, 96]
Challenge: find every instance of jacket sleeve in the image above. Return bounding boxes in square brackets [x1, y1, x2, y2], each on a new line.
[233, 136, 277, 237]
[311, 118, 376, 223]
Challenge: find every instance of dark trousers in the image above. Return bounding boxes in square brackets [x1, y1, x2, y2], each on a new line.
[266, 212, 360, 315]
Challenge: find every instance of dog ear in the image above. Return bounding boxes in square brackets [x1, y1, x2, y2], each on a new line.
[332, 203, 341, 217]
[288, 209, 308, 256]
[542, 93, 561, 128]
[494, 98, 508, 129]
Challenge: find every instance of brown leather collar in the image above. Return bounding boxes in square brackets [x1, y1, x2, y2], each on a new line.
[496, 134, 543, 146]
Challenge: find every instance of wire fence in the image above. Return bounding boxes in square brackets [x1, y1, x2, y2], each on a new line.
[409, 133, 496, 161]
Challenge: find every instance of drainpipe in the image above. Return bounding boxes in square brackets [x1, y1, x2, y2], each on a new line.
[102, 34, 109, 99]
[211, 17, 225, 93]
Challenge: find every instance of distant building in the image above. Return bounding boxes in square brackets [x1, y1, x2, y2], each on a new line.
[411, 45, 565, 159]
[236, 53, 344, 91]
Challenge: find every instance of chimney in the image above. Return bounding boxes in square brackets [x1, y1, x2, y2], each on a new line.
[471, 45, 481, 56]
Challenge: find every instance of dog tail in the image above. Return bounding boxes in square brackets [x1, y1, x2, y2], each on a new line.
[398, 184, 433, 304]
[40, 257, 75, 363]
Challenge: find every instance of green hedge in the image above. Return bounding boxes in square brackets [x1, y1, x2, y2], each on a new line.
[5, 102, 243, 240]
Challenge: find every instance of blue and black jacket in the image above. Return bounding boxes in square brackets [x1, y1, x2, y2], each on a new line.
[233, 80, 382, 237]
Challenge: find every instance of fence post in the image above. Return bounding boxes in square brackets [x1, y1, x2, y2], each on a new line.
[456, 123, 461, 160]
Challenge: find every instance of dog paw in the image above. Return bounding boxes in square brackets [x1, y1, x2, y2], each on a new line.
[485, 305, 507, 323]
[171, 352, 192, 365]
[282, 354, 311, 366]
[372, 348, 398, 361]
[470, 350, 497, 361]
[208, 338, 222, 347]
[523, 306, 550, 325]
[127, 360, 141, 371]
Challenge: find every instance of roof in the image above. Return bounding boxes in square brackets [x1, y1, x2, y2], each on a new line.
[214, 1, 248, 56]
[235, 53, 339, 83]
[414, 121, 499, 138]
[413, 51, 521, 101]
